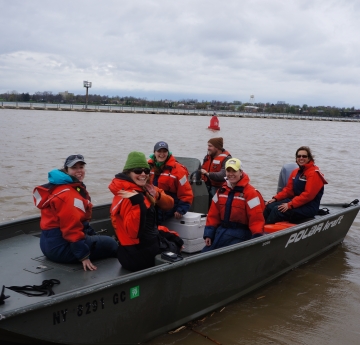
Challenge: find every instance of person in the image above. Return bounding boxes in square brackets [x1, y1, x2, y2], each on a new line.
[109, 151, 184, 272]
[33, 154, 118, 271]
[202, 158, 265, 252]
[201, 137, 232, 200]
[148, 141, 193, 223]
[264, 146, 328, 224]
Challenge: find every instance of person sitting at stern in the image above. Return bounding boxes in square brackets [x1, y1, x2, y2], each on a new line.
[264, 146, 328, 224]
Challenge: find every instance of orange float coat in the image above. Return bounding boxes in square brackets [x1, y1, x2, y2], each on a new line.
[33, 169, 93, 260]
[148, 154, 193, 217]
[108, 173, 174, 246]
[274, 161, 328, 210]
[201, 149, 231, 188]
[33, 181, 92, 243]
[204, 172, 265, 239]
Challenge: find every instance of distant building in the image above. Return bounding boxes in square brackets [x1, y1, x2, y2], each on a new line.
[59, 91, 74, 100]
[244, 105, 259, 112]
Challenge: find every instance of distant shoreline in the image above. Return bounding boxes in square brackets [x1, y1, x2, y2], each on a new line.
[1, 102, 359, 123]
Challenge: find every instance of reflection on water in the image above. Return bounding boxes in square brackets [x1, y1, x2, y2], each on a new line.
[149, 245, 360, 345]
[1, 109, 360, 344]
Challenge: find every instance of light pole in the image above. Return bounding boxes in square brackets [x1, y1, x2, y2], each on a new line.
[83, 81, 92, 109]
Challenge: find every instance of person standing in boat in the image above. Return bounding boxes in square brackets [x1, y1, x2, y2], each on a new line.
[148, 141, 193, 223]
[202, 158, 265, 252]
[33, 155, 118, 271]
[109, 151, 184, 272]
[264, 146, 328, 224]
[200, 137, 232, 203]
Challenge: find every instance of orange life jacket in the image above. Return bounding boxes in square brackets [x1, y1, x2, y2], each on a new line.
[201, 150, 231, 188]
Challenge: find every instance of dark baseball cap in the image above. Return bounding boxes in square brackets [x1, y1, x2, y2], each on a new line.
[154, 141, 169, 152]
[64, 154, 86, 168]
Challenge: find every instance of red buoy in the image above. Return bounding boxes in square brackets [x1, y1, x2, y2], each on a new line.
[208, 115, 220, 130]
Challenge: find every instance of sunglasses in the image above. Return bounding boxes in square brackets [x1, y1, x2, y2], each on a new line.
[67, 154, 84, 160]
[297, 155, 308, 158]
[131, 168, 150, 175]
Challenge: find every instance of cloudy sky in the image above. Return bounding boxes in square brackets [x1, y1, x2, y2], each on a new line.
[1, 0, 360, 107]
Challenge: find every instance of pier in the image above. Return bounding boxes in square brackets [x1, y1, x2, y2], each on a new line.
[1, 101, 359, 122]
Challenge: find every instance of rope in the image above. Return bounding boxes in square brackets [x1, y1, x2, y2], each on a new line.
[6, 279, 60, 297]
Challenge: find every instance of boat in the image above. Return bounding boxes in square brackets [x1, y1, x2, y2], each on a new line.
[0, 157, 359, 345]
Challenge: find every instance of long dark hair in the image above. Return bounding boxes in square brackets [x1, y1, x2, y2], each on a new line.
[295, 146, 314, 162]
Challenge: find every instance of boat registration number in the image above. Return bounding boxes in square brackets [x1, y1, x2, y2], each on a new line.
[52, 285, 140, 326]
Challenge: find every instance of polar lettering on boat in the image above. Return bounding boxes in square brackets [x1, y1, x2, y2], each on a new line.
[323, 215, 344, 231]
[285, 223, 323, 248]
[53, 309, 67, 325]
[285, 215, 344, 248]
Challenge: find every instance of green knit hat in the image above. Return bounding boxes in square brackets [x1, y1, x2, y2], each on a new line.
[123, 151, 150, 170]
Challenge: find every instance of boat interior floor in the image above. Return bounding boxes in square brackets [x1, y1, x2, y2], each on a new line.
[0, 231, 199, 313]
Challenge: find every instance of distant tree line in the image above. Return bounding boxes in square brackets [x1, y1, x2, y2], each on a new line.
[0, 90, 357, 117]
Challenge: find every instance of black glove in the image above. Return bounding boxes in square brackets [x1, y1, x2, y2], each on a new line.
[83, 222, 97, 236]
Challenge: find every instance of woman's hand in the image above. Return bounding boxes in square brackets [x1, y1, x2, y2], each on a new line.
[204, 238, 212, 246]
[265, 198, 276, 206]
[144, 183, 157, 197]
[118, 190, 137, 198]
[278, 203, 289, 213]
[174, 211, 182, 219]
[81, 258, 97, 271]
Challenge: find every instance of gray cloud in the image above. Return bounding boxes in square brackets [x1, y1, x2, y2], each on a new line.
[1, 0, 360, 106]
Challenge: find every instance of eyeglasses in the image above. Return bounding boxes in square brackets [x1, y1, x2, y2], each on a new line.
[297, 155, 308, 159]
[67, 154, 84, 161]
[131, 168, 150, 175]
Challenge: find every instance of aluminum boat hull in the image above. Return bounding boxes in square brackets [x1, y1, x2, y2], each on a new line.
[0, 158, 359, 344]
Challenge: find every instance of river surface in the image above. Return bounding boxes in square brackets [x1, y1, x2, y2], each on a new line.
[1, 109, 360, 344]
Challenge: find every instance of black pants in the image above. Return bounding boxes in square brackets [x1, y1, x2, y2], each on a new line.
[117, 234, 182, 272]
[117, 240, 159, 272]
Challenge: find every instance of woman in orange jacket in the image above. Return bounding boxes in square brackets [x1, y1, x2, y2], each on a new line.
[202, 158, 265, 252]
[148, 141, 193, 223]
[264, 146, 328, 224]
[109, 151, 184, 271]
[34, 155, 118, 271]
